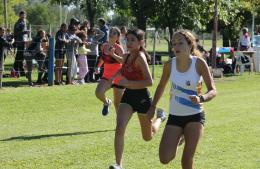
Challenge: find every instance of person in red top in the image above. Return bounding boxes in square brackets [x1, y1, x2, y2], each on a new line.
[108, 28, 166, 169]
[95, 27, 124, 116]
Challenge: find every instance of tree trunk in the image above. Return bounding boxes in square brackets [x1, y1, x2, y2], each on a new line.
[86, 0, 96, 28]
[212, 0, 218, 68]
[164, 26, 174, 58]
[136, 15, 147, 31]
[130, 0, 147, 31]
[222, 28, 230, 47]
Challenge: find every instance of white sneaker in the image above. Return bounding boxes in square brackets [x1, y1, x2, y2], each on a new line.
[77, 79, 85, 85]
[156, 108, 166, 122]
[109, 164, 122, 169]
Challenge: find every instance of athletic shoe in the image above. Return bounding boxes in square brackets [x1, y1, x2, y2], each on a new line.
[77, 79, 85, 85]
[102, 99, 112, 116]
[109, 164, 122, 169]
[156, 108, 166, 122]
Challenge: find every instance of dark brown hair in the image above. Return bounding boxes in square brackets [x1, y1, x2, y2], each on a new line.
[126, 28, 151, 63]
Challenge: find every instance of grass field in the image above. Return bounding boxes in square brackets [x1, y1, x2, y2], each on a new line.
[0, 62, 259, 168]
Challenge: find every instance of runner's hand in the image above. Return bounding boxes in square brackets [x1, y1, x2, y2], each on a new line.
[147, 105, 156, 121]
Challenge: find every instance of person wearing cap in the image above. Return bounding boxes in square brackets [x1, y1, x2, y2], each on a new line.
[13, 10, 30, 76]
[239, 27, 251, 51]
[70, 18, 80, 29]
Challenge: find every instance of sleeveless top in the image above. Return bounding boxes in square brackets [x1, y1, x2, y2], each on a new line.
[102, 43, 121, 64]
[121, 54, 144, 81]
[169, 56, 203, 116]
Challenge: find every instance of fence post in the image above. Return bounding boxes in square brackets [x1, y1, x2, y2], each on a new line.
[0, 49, 5, 88]
[29, 24, 32, 40]
[152, 30, 157, 79]
[48, 37, 55, 86]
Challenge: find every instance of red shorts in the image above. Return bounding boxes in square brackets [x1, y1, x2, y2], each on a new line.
[102, 63, 122, 86]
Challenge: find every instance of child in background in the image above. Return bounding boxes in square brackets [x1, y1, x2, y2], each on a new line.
[76, 31, 90, 84]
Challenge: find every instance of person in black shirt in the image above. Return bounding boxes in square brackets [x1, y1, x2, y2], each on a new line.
[0, 27, 13, 70]
[13, 11, 30, 76]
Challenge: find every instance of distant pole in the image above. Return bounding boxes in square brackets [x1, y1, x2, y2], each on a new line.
[3, 0, 8, 28]
[0, 49, 5, 88]
[49, 24, 52, 36]
[252, 14, 255, 47]
[152, 30, 157, 79]
[212, 0, 218, 68]
[60, 1, 62, 26]
[29, 24, 32, 40]
[48, 37, 55, 86]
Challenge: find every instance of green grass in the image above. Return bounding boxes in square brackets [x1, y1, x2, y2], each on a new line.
[146, 39, 223, 52]
[0, 62, 259, 168]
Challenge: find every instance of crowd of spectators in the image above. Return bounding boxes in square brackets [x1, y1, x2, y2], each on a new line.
[0, 10, 130, 86]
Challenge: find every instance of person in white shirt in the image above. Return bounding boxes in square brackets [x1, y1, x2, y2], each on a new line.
[147, 29, 217, 169]
[239, 27, 251, 51]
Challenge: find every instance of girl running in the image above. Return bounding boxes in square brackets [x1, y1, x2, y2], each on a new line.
[147, 29, 217, 169]
[109, 28, 166, 169]
[95, 27, 124, 116]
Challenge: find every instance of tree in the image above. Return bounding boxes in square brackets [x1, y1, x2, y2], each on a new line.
[50, 0, 113, 27]
[0, 0, 27, 28]
[114, 0, 157, 30]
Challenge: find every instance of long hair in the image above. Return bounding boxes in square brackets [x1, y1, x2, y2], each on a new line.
[109, 27, 121, 44]
[172, 29, 202, 57]
[126, 28, 151, 63]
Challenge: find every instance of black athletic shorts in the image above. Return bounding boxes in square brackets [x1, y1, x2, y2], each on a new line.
[166, 112, 205, 128]
[120, 88, 152, 114]
[55, 49, 66, 60]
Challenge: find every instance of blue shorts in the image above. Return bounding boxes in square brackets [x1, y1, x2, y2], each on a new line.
[166, 112, 205, 128]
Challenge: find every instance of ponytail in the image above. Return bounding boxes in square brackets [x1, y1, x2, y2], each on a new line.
[140, 46, 151, 64]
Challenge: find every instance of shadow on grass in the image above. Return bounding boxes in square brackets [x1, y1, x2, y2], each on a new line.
[0, 129, 115, 141]
[2, 80, 29, 87]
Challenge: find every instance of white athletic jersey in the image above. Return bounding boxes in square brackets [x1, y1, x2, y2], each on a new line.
[169, 56, 203, 116]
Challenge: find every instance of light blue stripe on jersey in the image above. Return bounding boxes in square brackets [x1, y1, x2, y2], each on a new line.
[175, 96, 200, 110]
[173, 83, 197, 96]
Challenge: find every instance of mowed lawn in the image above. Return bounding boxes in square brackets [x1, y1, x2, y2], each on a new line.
[0, 65, 259, 169]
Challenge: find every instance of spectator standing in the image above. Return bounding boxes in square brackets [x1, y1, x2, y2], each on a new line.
[85, 28, 105, 83]
[76, 31, 90, 84]
[24, 29, 48, 86]
[66, 25, 82, 84]
[13, 10, 30, 76]
[54, 23, 69, 85]
[80, 20, 90, 33]
[239, 27, 251, 51]
[97, 18, 109, 44]
[96, 18, 109, 80]
[120, 26, 127, 53]
[0, 27, 13, 71]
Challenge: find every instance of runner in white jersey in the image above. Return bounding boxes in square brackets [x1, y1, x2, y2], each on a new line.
[147, 29, 217, 169]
